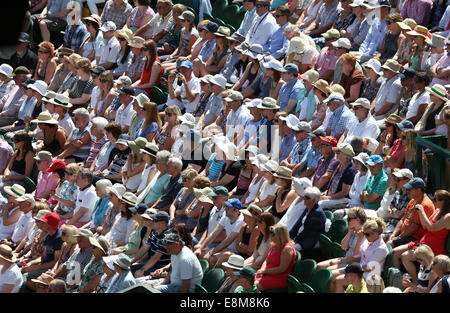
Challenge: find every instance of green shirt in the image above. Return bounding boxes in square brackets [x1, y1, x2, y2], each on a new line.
[345, 280, 369, 293]
[362, 169, 388, 209]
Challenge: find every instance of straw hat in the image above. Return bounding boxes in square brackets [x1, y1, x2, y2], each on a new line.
[31, 273, 54, 286]
[115, 26, 133, 42]
[312, 79, 330, 95]
[48, 93, 72, 108]
[222, 254, 244, 270]
[426, 34, 446, 49]
[242, 204, 262, 219]
[272, 166, 292, 180]
[193, 187, 214, 204]
[84, 14, 101, 26]
[128, 36, 145, 49]
[385, 113, 402, 125]
[31, 111, 59, 124]
[425, 84, 448, 102]
[4, 184, 25, 198]
[89, 235, 110, 255]
[0, 244, 16, 263]
[406, 25, 429, 39]
[381, 59, 401, 74]
[106, 183, 126, 199]
[337, 143, 355, 158]
[402, 18, 417, 30]
[257, 97, 280, 110]
[396, 21, 411, 31]
[121, 192, 138, 206]
[301, 69, 319, 84]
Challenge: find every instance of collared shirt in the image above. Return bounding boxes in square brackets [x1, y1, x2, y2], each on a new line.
[199, 39, 216, 62]
[156, 174, 183, 210]
[278, 78, 305, 112]
[36, 171, 59, 199]
[431, 54, 450, 86]
[202, 93, 223, 126]
[401, 0, 433, 26]
[11, 211, 33, 244]
[344, 113, 380, 145]
[362, 169, 389, 209]
[85, 135, 106, 167]
[48, 0, 70, 16]
[316, 0, 340, 28]
[327, 105, 355, 138]
[390, 189, 410, 211]
[64, 23, 89, 51]
[348, 171, 370, 207]
[225, 105, 252, 143]
[359, 18, 387, 57]
[98, 36, 121, 65]
[56, 181, 79, 215]
[166, 76, 201, 113]
[0, 80, 15, 100]
[125, 52, 145, 80]
[9, 49, 38, 76]
[263, 22, 289, 60]
[74, 185, 98, 223]
[359, 237, 389, 276]
[148, 12, 174, 44]
[280, 132, 297, 162]
[128, 113, 143, 140]
[146, 228, 172, 266]
[315, 47, 338, 77]
[59, 113, 75, 138]
[245, 11, 278, 46]
[0, 85, 26, 117]
[115, 100, 136, 129]
[48, 64, 71, 92]
[17, 96, 37, 121]
[221, 51, 240, 82]
[237, 8, 257, 36]
[297, 88, 316, 121]
[100, 0, 133, 30]
[313, 151, 340, 191]
[301, 147, 321, 176]
[289, 137, 311, 164]
[278, 197, 306, 232]
[348, 17, 371, 50]
[373, 75, 402, 120]
[106, 270, 136, 293]
[0, 140, 13, 172]
[345, 279, 369, 293]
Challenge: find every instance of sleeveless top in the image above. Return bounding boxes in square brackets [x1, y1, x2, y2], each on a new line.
[210, 49, 231, 75]
[236, 168, 253, 192]
[36, 61, 47, 80]
[58, 244, 73, 264]
[129, 6, 154, 33]
[416, 215, 449, 256]
[380, 32, 401, 60]
[43, 132, 61, 155]
[196, 207, 211, 236]
[244, 65, 259, 90]
[11, 156, 26, 175]
[139, 57, 163, 98]
[269, 189, 290, 220]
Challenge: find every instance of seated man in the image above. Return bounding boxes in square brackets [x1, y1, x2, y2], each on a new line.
[133, 0, 173, 45]
[95, 21, 121, 70]
[296, 130, 324, 179]
[196, 74, 226, 128]
[302, 0, 340, 37]
[289, 187, 326, 251]
[312, 136, 339, 192]
[146, 232, 203, 293]
[344, 262, 369, 293]
[231, 267, 260, 293]
[180, 129, 212, 172]
[323, 92, 355, 141]
[224, 90, 252, 146]
[281, 121, 312, 174]
[0, 67, 30, 127]
[314, 28, 340, 81]
[57, 108, 92, 163]
[151, 157, 183, 212]
[31, 0, 71, 42]
[263, 5, 290, 61]
[33, 151, 59, 201]
[100, 0, 133, 30]
[278, 63, 305, 114]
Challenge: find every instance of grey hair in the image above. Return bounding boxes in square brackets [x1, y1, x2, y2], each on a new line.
[169, 157, 183, 170]
[157, 0, 173, 7]
[92, 117, 108, 131]
[78, 167, 93, 184]
[73, 108, 90, 119]
[96, 179, 113, 194]
[156, 150, 172, 165]
[284, 24, 299, 36]
[304, 186, 321, 202]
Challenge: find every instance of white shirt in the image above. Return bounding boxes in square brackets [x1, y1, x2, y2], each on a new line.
[348, 171, 370, 207]
[11, 210, 33, 244]
[170, 246, 203, 292]
[278, 197, 306, 232]
[218, 213, 244, 253]
[123, 160, 144, 191]
[257, 181, 278, 211]
[137, 164, 156, 194]
[89, 86, 101, 110]
[373, 76, 402, 120]
[0, 264, 23, 293]
[344, 113, 380, 144]
[58, 113, 75, 138]
[109, 214, 136, 245]
[98, 36, 121, 65]
[244, 176, 264, 205]
[225, 105, 252, 144]
[207, 205, 225, 235]
[0, 206, 20, 240]
[166, 76, 201, 113]
[115, 100, 136, 128]
[74, 185, 98, 223]
[245, 11, 278, 46]
[405, 91, 430, 120]
[94, 141, 114, 172]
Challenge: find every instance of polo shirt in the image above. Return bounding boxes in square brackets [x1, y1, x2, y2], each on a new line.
[43, 229, 63, 263]
[8, 49, 38, 77]
[278, 78, 305, 113]
[115, 100, 136, 129]
[36, 171, 59, 199]
[74, 185, 98, 224]
[400, 196, 435, 240]
[344, 113, 380, 144]
[373, 75, 402, 120]
[313, 151, 340, 192]
[359, 237, 389, 276]
[263, 22, 289, 60]
[345, 280, 369, 293]
[327, 105, 355, 138]
[98, 36, 121, 66]
[202, 92, 222, 126]
[315, 47, 338, 77]
[362, 169, 389, 209]
[11, 211, 33, 244]
[237, 8, 257, 37]
[317, 0, 340, 28]
[146, 228, 172, 267]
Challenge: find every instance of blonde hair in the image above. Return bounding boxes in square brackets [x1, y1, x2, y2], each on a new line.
[65, 163, 80, 176]
[414, 244, 434, 265]
[61, 224, 79, 244]
[347, 207, 367, 225]
[33, 201, 50, 212]
[164, 105, 182, 120]
[362, 218, 386, 234]
[38, 41, 55, 57]
[339, 53, 357, 67]
[181, 168, 199, 187]
[75, 57, 92, 73]
[433, 255, 450, 273]
[270, 224, 291, 246]
[404, 129, 417, 152]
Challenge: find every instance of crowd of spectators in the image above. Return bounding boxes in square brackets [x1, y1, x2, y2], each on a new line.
[0, 0, 449, 294]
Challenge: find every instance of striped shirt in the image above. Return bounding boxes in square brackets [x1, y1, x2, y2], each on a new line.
[71, 123, 92, 159]
[207, 153, 225, 181]
[85, 135, 106, 167]
[145, 228, 172, 268]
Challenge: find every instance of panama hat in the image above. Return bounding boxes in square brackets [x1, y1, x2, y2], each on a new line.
[31, 111, 58, 124]
[0, 244, 16, 263]
[425, 84, 448, 102]
[272, 166, 292, 180]
[4, 184, 25, 198]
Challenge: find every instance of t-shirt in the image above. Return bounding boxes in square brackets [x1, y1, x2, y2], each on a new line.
[0, 264, 23, 293]
[115, 101, 136, 129]
[219, 161, 243, 192]
[218, 214, 245, 252]
[400, 196, 435, 240]
[170, 246, 203, 292]
[405, 91, 430, 120]
[43, 229, 63, 263]
[68, 77, 95, 106]
[94, 141, 115, 172]
[345, 280, 369, 293]
[166, 76, 201, 113]
[74, 185, 99, 223]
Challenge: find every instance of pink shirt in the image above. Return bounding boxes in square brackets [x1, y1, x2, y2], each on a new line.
[315, 47, 338, 77]
[35, 171, 58, 199]
[400, 0, 433, 26]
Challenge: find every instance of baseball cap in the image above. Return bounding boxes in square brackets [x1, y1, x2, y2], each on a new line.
[17, 32, 30, 43]
[116, 134, 131, 146]
[91, 66, 106, 75]
[281, 63, 299, 75]
[140, 208, 158, 220]
[148, 211, 170, 223]
[40, 212, 60, 229]
[180, 60, 193, 68]
[403, 177, 426, 190]
[161, 233, 185, 246]
[224, 90, 243, 102]
[224, 198, 243, 210]
[209, 186, 229, 197]
[398, 68, 416, 79]
[366, 154, 384, 166]
[396, 119, 414, 131]
[292, 121, 312, 133]
[332, 38, 351, 50]
[319, 136, 337, 147]
[309, 129, 326, 139]
[46, 159, 66, 173]
[204, 21, 219, 33]
[117, 86, 135, 96]
[350, 98, 371, 109]
[344, 262, 364, 275]
[129, 203, 148, 215]
[99, 21, 117, 32]
[392, 168, 414, 180]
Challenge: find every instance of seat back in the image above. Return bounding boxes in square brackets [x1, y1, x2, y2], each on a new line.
[200, 259, 209, 274]
[287, 274, 303, 293]
[151, 86, 168, 105]
[318, 233, 334, 260]
[212, 0, 227, 18]
[445, 232, 450, 256]
[311, 268, 333, 293]
[222, 5, 239, 25]
[327, 219, 348, 243]
[201, 268, 225, 293]
[293, 259, 316, 286]
[195, 283, 209, 293]
[382, 244, 393, 283]
[324, 210, 334, 222]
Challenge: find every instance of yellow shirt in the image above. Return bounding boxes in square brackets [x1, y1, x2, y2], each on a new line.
[345, 280, 369, 293]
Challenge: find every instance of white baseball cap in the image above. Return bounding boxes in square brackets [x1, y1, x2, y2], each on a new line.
[100, 21, 117, 32]
[0, 64, 13, 77]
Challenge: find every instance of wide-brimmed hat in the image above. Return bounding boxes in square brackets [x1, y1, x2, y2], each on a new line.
[48, 93, 72, 108]
[34, 150, 52, 162]
[353, 152, 370, 168]
[260, 159, 278, 172]
[272, 166, 292, 180]
[249, 153, 269, 168]
[43, 90, 57, 101]
[31, 111, 59, 125]
[332, 38, 351, 50]
[396, 21, 412, 31]
[301, 69, 319, 84]
[0, 244, 16, 263]
[10, 66, 31, 78]
[243, 44, 264, 59]
[28, 80, 48, 96]
[113, 253, 132, 270]
[426, 34, 446, 49]
[235, 42, 250, 54]
[403, 18, 417, 30]
[257, 97, 279, 110]
[141, 142, 159, 157]
[222, 254, 244, 270]
[209, 74, 227, 89]
[241, 204, 262, 219]
[286, 37, 307, 56]
[279, 114, 300, 129]
[4, 184, 26, 198]
[381, 59, 401, 74]
[262, 58, 284, 72]
[385, 113, 402, 125]
[121, 192, 137, 206]
[193, 187, 214, 204]
[312, 79, 330, 95]
[392, 168, 414, 180]
[425, 84, 448, 102]
[128, 36, 145, 48]
[89, 235, 110, 255]
[293, 177, 312, 196]
[84, 14, 101, 26]
[106, 183, 126, 199]
[337, 143, 355, 158]
[0, 64, 13, 77]
[127, 137, 148, 153]
[214, 26, 231, 37]
[362, 58, 382, 76]
[406, 25, 429, 39]
[322, 28, 340, 40]
[31, 273, 54, 286]
[226, 32, 245, 44]
[16, 194, 36, 207]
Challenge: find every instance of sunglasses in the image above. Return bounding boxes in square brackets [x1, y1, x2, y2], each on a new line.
[100, 79, 109, 83]
[62, 231, 67, 235]
[182, 177, 189, 182]
[166, 112, 174, 116]
[385, 123, 394, 127]
[363, 232, 372, 237]
[142, 47, 149, 51]
[256, 4, 268, 7]
[274, 14, 282, 18]
[347, 216, 357, 221]
[386, 21, 392, 25]
[304, 195, 311, 200]
[38, 50, 49, 54]
[118, 37, 126, 41]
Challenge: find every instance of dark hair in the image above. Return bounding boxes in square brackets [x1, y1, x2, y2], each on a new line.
[414, 72, 431, 86]
[13, 132, 34, 156]
[276, 5, 291, 18]
[120, 44, 132, 65]
[435, 190, 450, 220]
[104, 121, 122, 139]
[120, 202, 134, 220]
[174, 223, 193, 249]
[259, 212, 275, 241]
[53, 168, 65, 180]
[143, 40, 157, 72]
[350, 136, 364, 155]
[137, 0, 151, 5]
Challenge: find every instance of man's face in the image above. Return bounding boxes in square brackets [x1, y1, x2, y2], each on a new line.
[37, 159, 51, 172]
[243, 0, 255, 10]
[165, 242, 178, 254]
[211, 84, 223, 95]
[213, 195, 228, 207]
[319, 142, 332, 155]
[156, 2, 171, 16]
[179, 66, 192, 78]
[225, 206, 237, 219]
[255, 1, 268, 16]
[382, 68, 395, 80]
[368, 163, 382, 176]
[274, 11, 286, 26]
[352, 105, 368, 120]
[77, 236, 91, 249]
[18, 201, 30, 212]
[294, 130, 308, 142]
[76, 175, 87, 188]
[119, 93, 132, 104]
[102, 30, 115, 40]
[281, 71, 294, 82]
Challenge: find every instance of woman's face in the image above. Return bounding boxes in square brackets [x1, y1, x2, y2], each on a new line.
[92, 246, 105, 259]
[38, 46, 51, 60]
[347, 214, 362, 229]
[172, 9, 183, 21]
[130, 46, 142, 56]
[238, 52, 247, 61]
[341, 62, 354, 75]
[164, 110, 177, 124]
[200, 81, 209, 91]
[96, 187, 105, 198]
[363, 230, 378, 243]
[52, 172, 61, 181]
[117, 143, 128, 151]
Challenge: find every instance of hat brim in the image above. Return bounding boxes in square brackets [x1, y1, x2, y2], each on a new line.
[4, 186, 24, 198]
[0, 253, 16, 263]
[222, 262, 243, 270]
[380, 65, 400, 73]
[272, 173, 292, 180]
[425, 86, 448, 102]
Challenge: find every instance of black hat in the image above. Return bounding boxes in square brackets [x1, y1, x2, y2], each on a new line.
[204, 22, 219, 33]
[118, 86, 136, 96]
[344, 262, 364, 275]
[399, 68, 416, 79]
[129, 203, 147, 215]
[309, 129, 326, 138]
[377, 0, 391, 7]
[91, 66, 106, 75]
[22, 78, 35, 88]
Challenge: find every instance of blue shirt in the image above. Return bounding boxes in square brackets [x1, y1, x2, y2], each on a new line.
[203, 93, 223, 126]
[280, 132, 297, 162]
[301, 147, 322, 178]
[90, 196, 113, 227]
[237, 8, 257, 36]
[137, 121, 158, 139]
[289, 137, 311, 164]
[278, 78, 305, 113]
[48, 0, 70, 16]
[64, 23, 89, 51]
[207, 152, 225, 180]
[106, 271, 136, 293]
[263, 23, 289, 60]
[221, 51, 240, 82]
[17, 97, 37, 121]
[199, 39, 216, 62]
[327, 105, 355, 138]
[359, 18, 387, 57]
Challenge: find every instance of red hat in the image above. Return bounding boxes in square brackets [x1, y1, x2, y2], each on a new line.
[46, 159, 66, 173]
[40, 212, 60, 229]
[319, 136, 337, 147]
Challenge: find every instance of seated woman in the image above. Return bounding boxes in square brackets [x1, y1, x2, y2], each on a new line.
[63, 58, 95, 110]
[374, 113, 402, 156]
[96, 134, 131, 184]
[378, 13, 404, 63]
[156, 4, 185, 58]
[418, 84, 449, 135]
[255, 224, 297, 291]
[268, 166, 297, 223]
[429, 255, 450, 293]
[154, 105, 181, 151]
[87, 179, 113, 233]
[48, 224, 78, 278]
[317, 207, 367, 275]
[402, 244, 436, 293]
[75, 236, 110, 293]
[232, 44, 261, 93]
[331, 0, 355, 32]
[360, 59, 383, 103]
[229, 150, 255, 200]
[252, 160, 278, 211]
[34, 41, 57, 85]
[52, 163, 80, 224]
[383, 120, 414, 169]
[125, 36, 146, 84]
[184, 176, 212, 232]
[169, 168, 198, 225]
[338, 53, 366, 103]
[122, 143, 146, 193]
[187, 19, 210, 62]
[107, 192, 137, 249]
[91, 71, 117, 118]
[79, 15, 101, 61]
[244, 212, 275, 270]
[113, 27, 134, 79]
[135, 142, 158, 197]
[343, 1, 370, 51]
[91, 122, 122, 177]
[0, 244, 23, 293]
[402, 129, 418, 173]
[126, 0, 154, 38]
[406, 25, 428, 71]
[392, 18, 417, 66]
[132, 40, 163, 99]
[243, 58, 284, 100]
[242, 153, 268, 207]
[34, 113, 66, 156]
[296, 0, 323, 31]
[136, 101, 161, 142]
[331, 218, 389, 293]
[405, 72, 430, 125]
[190, 187, 215, 245]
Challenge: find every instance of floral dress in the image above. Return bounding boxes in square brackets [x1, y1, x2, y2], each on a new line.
[56, 181, 79, 215]
[76, 258, 104, 293]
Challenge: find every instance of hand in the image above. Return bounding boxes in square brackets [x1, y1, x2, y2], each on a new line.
[415, 204, 424, 212]
[178, 73, 186, 84]
[256, 269, 264, 277]
[402, 278, 413, 288]
[356, 229, 364, 240]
